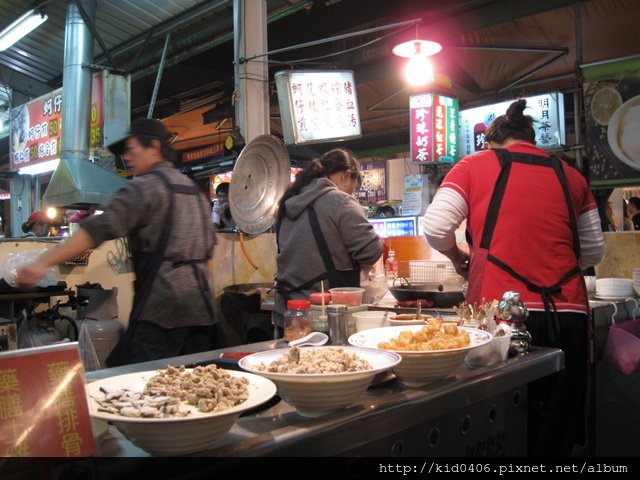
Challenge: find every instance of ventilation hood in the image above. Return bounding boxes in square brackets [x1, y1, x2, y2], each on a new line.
[42, 158, 127, 210]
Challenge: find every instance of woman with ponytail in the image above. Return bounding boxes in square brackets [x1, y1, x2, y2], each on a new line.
[423, 99, 605, 457]
[274, 148, 382, 334]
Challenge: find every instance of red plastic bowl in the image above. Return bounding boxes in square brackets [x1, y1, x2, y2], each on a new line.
[309, 292, 332, 305]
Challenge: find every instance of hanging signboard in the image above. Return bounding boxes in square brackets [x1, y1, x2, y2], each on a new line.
[458, 92, 565, 158]
[275, 70, 361, 145]
[583, 65, 640, 187]
[409, 93, 459, 164]
[9, 74, 103, 172]
[0, 343, 95, 457]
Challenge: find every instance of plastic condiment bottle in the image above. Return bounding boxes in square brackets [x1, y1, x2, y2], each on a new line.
[385, 249, 398, 280]
[284, 299, 313, 341]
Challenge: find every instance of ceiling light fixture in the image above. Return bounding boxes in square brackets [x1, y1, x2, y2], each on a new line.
[0, 9, 49, 52]
[392, 36, 442, 87]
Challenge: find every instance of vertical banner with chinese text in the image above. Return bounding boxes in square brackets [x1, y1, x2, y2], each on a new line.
[410, 93, 458, 164]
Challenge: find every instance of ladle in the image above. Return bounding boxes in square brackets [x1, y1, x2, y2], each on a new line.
[288, 331, 329, 348]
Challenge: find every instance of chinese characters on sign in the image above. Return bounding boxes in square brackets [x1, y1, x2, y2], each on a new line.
[275, 70, 362, 144]
[0, 344, 94, 457]
[409, 93, 459, 164]
[458, 92, 566, 158]
[368, 217, 417, 238]
[9, 74, 103, 172]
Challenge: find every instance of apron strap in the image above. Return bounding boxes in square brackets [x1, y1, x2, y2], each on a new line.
[479, 148, 513, 249]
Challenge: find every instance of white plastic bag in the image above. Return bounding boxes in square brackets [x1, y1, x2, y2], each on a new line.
[0, 250, 58, 288]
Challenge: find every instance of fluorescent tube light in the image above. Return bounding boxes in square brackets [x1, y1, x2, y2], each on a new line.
[0, 10, 48, 52]
[18, 159, 59, 176]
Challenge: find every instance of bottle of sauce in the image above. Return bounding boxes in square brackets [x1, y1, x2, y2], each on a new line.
[283, 299, 313, 341]
[385, 249, 398, 281]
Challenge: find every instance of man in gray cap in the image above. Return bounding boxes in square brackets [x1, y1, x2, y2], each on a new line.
[18, 118, 218, 366]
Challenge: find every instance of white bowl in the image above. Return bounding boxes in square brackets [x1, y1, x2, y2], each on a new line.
[86, 369, 276, 456]
[352, 311, 388, 331]
[348, 325, 493, 387]
[464, 332, 512, 368]
[239, 346, 401, 417]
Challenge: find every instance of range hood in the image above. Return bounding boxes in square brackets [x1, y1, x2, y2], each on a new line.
[42, 158, 127, 210]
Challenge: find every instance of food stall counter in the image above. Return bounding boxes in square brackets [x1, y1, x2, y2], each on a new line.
[87, 341, 563, 457]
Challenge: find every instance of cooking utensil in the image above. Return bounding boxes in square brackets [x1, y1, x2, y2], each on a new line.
[229, 135, 291, 235]
[388, 282, 465, 307]
[288, 331, 329, 347]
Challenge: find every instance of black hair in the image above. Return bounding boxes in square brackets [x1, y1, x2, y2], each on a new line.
[628, 196, 640, 209]
[21, 222, 31, 234]
[376, 205, 395, 217]
[216, 182, 230, 195]
[485, 98, 536, 145]
[277, 148, 361, 221]
[136, 133, 177, 163]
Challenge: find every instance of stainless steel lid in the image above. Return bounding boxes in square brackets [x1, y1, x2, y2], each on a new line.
[229, 135, 291, 235]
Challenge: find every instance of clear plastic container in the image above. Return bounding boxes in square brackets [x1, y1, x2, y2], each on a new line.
[283, 299, 313, 341]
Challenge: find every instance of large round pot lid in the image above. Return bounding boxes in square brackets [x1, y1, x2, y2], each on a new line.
[229, 134, 291, 235]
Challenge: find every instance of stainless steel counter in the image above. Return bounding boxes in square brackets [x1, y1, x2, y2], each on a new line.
[87, 341, 563, 457]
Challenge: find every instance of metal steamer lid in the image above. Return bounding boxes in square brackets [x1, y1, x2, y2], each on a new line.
[229, 135, 291, 235]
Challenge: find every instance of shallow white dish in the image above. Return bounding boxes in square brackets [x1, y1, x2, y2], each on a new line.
[86, 369, 277, 456]
[595, 295, 636, 301]
[348, 325, 493, 387]
[239, 346, 401, 417]
[607, 94, 640, 170]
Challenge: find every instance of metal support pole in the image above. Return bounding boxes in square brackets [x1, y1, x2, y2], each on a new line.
[148, 34, 171, 119]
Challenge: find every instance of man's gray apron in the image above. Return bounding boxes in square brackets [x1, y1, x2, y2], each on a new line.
[106, 169, 213, 366]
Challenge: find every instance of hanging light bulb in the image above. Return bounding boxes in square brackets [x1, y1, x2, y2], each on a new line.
[392, 38, 441, 87]
[405, 55, 434, 87]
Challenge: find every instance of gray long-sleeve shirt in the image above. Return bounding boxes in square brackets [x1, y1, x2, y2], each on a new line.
[80, 161, 217, 329]
[275, 177, 382, 318]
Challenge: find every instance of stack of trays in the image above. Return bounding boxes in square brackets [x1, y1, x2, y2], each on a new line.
[595, 277, 635, 300]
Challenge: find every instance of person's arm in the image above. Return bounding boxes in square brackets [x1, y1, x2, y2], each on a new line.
[578, 208, 605, 270]
[422, 187, 470, 277]
[17, 228, 96, 287]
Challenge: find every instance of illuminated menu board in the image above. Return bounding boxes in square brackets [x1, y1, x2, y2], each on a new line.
[369, 217, 417, 238]
[410, 93, 459, 164]
[459, 92, 565, 157]
[275, 70, 362, 145]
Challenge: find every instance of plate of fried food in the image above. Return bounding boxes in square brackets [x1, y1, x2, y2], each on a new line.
[348, 319, 492, 387]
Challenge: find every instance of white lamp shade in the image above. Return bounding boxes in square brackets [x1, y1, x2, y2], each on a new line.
[392, 39, 442, 58]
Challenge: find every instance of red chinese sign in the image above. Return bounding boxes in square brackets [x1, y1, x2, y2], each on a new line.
[410, 93, 459, 164]
[0, 344, 95, 457]
[10, 74, 103, 171]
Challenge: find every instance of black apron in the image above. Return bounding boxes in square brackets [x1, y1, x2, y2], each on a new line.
[275, 204, 360, 302]
[467, 148, 583, 342]
[106, 169, 213, 367]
